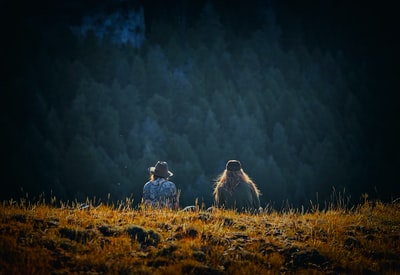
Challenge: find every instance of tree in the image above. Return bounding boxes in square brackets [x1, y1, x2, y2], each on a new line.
[264, 155, 287, 203]
[145, 45, 169, 96]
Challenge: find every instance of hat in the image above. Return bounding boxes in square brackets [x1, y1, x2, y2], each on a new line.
[226, 160, 242, 171]
[149, 161, 173, 178]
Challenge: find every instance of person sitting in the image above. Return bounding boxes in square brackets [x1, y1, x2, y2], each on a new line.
[142, 161, 179, 210]
[213, 160, 261, 213]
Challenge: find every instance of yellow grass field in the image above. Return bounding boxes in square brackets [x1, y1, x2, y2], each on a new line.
[1, 195, 399, 274]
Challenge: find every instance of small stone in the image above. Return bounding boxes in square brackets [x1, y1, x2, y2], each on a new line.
[193, 251, 206, 262]
[344, 236, 361, 249]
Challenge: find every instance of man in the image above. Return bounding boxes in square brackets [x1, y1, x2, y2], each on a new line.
[143, 161, 179, 210]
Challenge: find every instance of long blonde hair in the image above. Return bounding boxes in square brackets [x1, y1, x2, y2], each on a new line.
[213, 169, 261, 202]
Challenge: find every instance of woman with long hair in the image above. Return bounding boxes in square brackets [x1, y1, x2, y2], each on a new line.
[213, 160, 261, 213]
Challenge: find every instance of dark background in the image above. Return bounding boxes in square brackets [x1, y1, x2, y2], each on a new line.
[2, 0, 399, 208]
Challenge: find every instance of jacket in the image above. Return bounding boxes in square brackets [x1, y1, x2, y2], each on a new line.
[216, 180, 260, 212]
[143, 178, 178, 209]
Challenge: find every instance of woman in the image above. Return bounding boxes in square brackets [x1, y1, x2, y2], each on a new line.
[213, 160, 261, 213]
[143, 161, 179, 210]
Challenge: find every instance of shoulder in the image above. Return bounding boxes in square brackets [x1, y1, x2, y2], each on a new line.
[144, 180, 156, 189]
[144, 180, 153, 186]
[215, 183, 225, 192]
[162, 180, 176, 188]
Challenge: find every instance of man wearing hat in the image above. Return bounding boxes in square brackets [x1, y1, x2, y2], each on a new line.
[142, 161, 179, 210]
[213, 160, 261, 213]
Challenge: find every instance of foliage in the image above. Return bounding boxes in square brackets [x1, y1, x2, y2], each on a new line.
[4, 2, 381, 208]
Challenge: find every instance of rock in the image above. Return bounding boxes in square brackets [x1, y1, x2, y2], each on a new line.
[98, 225, 123, 237]
[193, 251, 206, 262]
[157, 244, 178, 257]
[186, 227, 199, 238]
[364, 234, 374, 241]
[10, 214, 26, 223]
[127, 225, 160, 247]
[157, 222, 172, 231]
[344, 236, 362, 249]
[175, 226, 198, 239]
[223, 218, 234, 226]
[59, 227, 96, 244]
[230, 233, 249, 240]
[265, 222, 273, 228]
[58, 239, 75, 252]
[292, 249, 327, 267]
[236, 225, 247, 231]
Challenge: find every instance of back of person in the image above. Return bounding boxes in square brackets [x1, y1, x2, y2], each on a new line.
[214, 160, 261, 213]
[143, 177, 177, 209]
[216, 179, 259, 211]
[142, 161, 179, 210]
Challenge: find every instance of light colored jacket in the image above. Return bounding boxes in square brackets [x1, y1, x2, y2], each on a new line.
[143, 178, 178, 209]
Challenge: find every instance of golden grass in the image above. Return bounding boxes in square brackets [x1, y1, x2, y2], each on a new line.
[0, 195, 399, 274]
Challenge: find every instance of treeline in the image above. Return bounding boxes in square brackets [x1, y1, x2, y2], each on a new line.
[5, 3, 369, 208]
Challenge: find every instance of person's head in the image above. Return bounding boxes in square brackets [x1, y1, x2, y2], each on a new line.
[148, 161, 173, 180]
[226, 159, 242, 172]
[214, 159, 260, 197]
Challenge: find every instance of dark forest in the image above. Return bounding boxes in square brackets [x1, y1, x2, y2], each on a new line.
[2, 0, 399, 208]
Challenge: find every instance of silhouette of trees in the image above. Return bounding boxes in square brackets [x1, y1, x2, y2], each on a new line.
[4, 1, 375, 208]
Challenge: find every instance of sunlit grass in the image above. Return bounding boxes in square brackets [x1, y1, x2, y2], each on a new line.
[1, 193, 399, 274]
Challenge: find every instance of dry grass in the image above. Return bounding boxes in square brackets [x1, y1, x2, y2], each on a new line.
[0, 194, 399, 274]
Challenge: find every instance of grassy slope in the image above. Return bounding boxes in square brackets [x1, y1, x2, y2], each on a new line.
[0, 198, 399, 274]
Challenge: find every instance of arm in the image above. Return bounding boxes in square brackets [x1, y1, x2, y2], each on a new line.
[142, 182, 152, 205]
[251, 187, 260, 210]
[170, 184, 179, 210]
[164, 181, 178, 210]
[216, 186, 225, 208]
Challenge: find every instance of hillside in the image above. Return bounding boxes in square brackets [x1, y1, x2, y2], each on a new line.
[1, 197, 399, 274]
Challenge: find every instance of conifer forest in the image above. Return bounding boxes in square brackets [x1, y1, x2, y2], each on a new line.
[2, 0, 398, 208]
